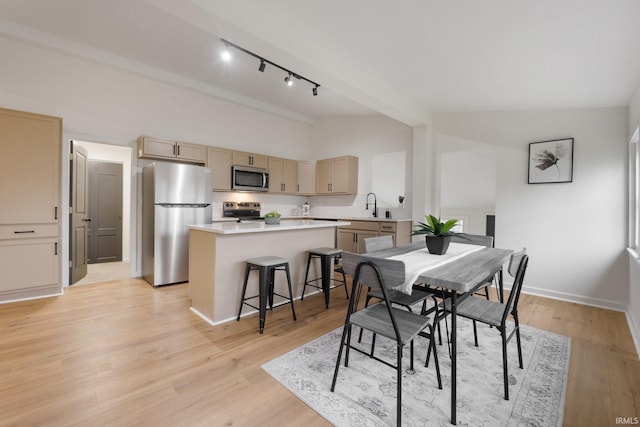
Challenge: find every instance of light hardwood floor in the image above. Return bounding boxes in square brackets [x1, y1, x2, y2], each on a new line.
[0, 278, 638, 426]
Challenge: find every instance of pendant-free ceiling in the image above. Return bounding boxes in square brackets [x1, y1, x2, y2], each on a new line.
[221, 38, 321, 96]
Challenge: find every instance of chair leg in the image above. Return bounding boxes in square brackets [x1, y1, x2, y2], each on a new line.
[501, 328, 509, 400]
[301, 253, 313, 300]
[410, 339, 414, 371]
[357, 293, 373, 343]
[370, 332, 377, 357]
[284, 263, 297, 321]
[396, 343, 403, 427]
[425, 339, 432, 368]
[472, 320, 479, 347]
[514, 313, 523, 369]
[345, 324, 352, 367]
[429, 325, 443, 389]
[331, 324, 351, 392]
[237, 264, 251, 320]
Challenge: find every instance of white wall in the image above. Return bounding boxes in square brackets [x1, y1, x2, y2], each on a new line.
[434, 108, 629, 311]
[308, 116, 414, 219]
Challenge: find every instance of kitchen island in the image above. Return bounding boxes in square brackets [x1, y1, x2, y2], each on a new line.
[188, 220, 350, 325]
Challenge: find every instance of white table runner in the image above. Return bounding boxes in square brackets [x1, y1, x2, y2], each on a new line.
[389, 242, 484, 293]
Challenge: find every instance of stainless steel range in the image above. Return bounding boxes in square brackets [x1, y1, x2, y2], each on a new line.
[223, 201, 263, 222]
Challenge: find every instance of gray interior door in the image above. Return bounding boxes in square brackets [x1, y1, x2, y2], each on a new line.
[70, 141, 89, 284]
[88, 161, 123, 263]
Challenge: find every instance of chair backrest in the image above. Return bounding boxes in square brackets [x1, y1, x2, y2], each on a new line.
[341, 251, 408, 344]
[450, 233, 494, 248]
[501, 252, 529, 325]
[364, 235, 394, 253]
[341, 251, 406, 292]
[508, 247, 527, 278]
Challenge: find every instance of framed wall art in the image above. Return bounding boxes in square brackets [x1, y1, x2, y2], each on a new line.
[528, 138, 574, 184]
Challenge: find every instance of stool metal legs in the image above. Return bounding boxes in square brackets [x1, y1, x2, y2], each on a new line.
[302, 253, 348, 308]
[237, 262, 296, 334]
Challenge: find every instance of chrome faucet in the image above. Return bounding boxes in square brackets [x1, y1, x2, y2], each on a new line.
[366, 192, 377, 217]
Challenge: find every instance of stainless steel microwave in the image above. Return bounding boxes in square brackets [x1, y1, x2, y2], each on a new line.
[232, 165, 269, 191]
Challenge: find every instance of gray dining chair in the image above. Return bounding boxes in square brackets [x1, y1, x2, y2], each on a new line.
[430, 248, 529, 400]
[450, 233, 498, 300]
[331, 251, 442, 426]
[357, 235, 443, 345]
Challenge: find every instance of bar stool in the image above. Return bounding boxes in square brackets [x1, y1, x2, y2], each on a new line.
[237, 256, 296, 334]
[301, 247, 348, 308]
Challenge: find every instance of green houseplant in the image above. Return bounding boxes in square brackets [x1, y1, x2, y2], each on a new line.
[264, 210, 282, 225]
[412, 214, 461, 255]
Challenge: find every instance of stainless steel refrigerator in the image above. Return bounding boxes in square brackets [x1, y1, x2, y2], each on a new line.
[142, 162, 212, 286]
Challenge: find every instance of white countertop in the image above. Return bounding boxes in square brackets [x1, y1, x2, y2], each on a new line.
[337, 217, 412, 222]
[189, 220, 351, 235]
[282, 216, 412, 222]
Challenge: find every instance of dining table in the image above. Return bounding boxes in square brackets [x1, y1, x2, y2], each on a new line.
[359, 240, 513, 425]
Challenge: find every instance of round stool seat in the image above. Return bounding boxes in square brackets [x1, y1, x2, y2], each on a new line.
[309, 247, 343, 256]
[246, 256, 289, 267]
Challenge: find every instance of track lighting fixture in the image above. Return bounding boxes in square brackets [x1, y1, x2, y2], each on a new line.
[220, 38, 321, 96]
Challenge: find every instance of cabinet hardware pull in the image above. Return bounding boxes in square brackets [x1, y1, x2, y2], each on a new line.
[177, 145, 180, 156]
[14, 230, 35, 234]
[54, 206, 58, 220]
[54, 242, 58, 255]
[173, 145, 176, 155]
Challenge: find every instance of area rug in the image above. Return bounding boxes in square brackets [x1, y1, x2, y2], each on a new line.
[262, 318, 570, 426]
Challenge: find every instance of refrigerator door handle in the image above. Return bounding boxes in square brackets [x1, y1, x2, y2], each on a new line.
[157, 203, 211, 208]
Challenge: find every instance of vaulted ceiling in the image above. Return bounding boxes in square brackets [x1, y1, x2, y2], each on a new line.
[1, 0, 640, 126]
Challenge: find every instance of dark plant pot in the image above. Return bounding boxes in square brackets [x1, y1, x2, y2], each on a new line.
[425, 235, 451, 255]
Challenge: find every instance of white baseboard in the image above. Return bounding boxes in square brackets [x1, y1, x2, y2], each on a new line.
[521, 284, 628, 312]
[520, 284, 639, 359]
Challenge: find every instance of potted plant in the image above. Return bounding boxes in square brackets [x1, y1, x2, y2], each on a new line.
[412, 214, 461, 255]
[264, 210, 282, 225]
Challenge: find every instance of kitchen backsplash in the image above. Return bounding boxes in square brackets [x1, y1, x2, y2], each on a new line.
[210, 192, 411, 220]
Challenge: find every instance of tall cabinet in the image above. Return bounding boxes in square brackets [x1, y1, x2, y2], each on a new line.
[0, 108, 62, 302]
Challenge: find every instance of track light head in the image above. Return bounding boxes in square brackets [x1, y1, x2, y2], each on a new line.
[221, 42, 231, 62]
[258, 59, 266, 72]
[313, 85, 318, 96]
[284, 73, 293, 86]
